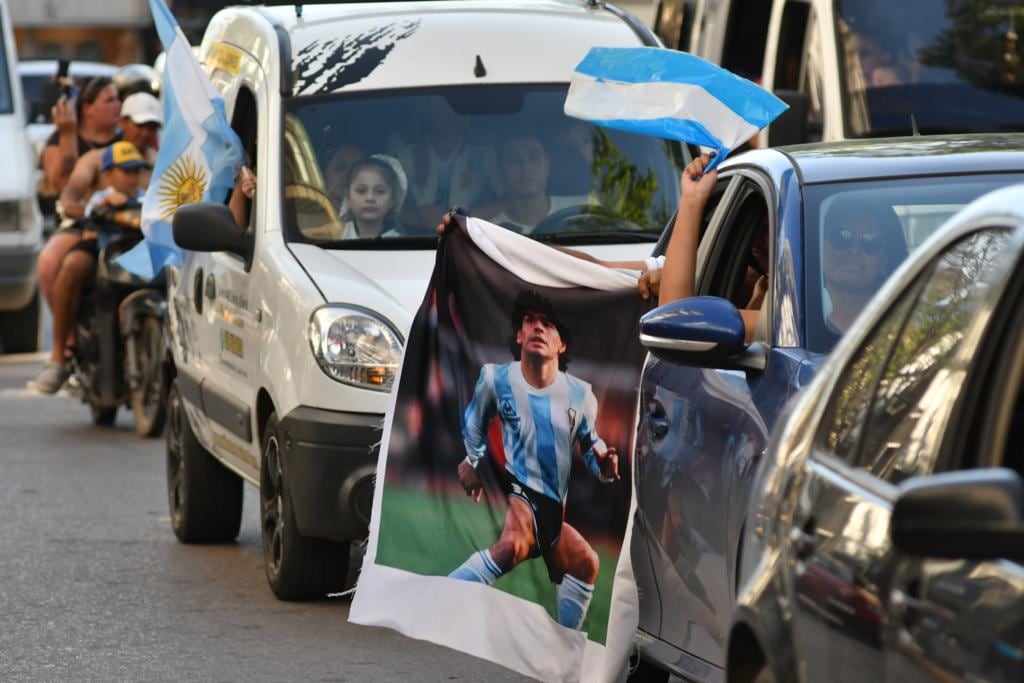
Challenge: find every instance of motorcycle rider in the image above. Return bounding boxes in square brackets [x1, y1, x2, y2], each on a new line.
[28, 142, 148, 394]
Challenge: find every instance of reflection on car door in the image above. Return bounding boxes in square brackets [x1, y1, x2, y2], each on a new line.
[637, 174, 779, 667]
[787, 229, 1014, 683]
[886, 230, 1024, 683]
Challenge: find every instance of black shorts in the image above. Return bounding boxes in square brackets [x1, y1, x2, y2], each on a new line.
[500, 471, 566, 583]
[68, 237, 98, 259]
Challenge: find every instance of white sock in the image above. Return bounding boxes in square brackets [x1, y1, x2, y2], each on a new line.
[449, 549, 503, 584]
[556, 574, 594, 630]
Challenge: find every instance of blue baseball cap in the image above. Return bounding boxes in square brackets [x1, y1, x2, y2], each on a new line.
[101, 141, 149, 171]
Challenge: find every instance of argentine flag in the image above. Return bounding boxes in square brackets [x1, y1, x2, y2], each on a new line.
[119, 0, 244, 278]
[565, 47, 787, 169]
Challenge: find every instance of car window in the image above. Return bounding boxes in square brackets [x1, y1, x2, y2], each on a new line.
[698, 180, 770, 310]
[803, 173, 1024, 352]
[854, 229, 1013, 482]
[280, 85, 685, 248]
[817, 276, 923, 462]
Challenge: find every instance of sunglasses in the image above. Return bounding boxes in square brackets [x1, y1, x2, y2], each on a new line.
[827, 228, 887, 254]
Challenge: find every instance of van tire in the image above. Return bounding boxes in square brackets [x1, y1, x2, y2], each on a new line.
[260, 411, 349, 601]
[165, 378, 243, 543]
[0, 291, 40, 354]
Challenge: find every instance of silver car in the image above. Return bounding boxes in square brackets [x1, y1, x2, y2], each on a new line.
[731, 184, 1024, 682]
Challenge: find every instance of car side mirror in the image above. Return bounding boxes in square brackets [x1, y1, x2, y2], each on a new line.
[173, 202, 253, 267]
[639, 296, 767, 371]
[891, 468, 1024, 560]
[768, 90, 810, 147]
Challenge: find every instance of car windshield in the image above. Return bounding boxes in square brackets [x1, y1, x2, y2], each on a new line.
[836, 0, 1024, 137]
[803, 172, 1024, 352]
[281, 85, 685, 248]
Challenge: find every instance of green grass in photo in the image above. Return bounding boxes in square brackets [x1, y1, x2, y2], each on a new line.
[376, 483, 617, 645]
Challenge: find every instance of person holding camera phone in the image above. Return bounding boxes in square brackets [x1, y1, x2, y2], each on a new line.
[41, 74, 122, 197]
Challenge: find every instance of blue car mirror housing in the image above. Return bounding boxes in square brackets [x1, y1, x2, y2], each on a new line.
[640, 296, 767, 371]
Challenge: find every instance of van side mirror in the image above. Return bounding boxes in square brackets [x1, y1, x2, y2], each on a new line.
[640, 296, 766, 371]
[891, 469, 1024, 560]
[173, 202, 253, 266]
[768, 90, 810, 147]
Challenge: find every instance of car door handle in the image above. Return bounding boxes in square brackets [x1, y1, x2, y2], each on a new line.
[788, 524, 821, 560]
[205, 274, 216, 300]
[647, 415, 669, 439]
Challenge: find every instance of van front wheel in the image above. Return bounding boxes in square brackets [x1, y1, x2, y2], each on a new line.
[260, 411, 349, 601]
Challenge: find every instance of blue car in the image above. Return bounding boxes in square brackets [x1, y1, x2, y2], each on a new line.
[630, 134, 1024, 682]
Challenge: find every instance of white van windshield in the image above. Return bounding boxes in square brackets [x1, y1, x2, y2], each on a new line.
[836, 0, 1024, 137]
[281, 85, 685, 248]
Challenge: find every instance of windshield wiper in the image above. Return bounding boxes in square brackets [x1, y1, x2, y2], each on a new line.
[532, 231, 659, 245]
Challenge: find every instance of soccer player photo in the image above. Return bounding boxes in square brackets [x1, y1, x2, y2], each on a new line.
[351, 215, 652, 682]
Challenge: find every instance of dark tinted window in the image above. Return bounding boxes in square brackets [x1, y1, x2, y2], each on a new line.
[836, 0, 1024, 137]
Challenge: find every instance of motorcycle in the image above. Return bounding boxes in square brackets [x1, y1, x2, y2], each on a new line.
[71, 202, 168, 437]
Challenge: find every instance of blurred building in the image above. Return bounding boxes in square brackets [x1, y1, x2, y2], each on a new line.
[8, 0, 238, 65]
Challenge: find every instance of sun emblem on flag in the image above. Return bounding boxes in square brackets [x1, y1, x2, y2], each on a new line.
[157, 155, 209, 220]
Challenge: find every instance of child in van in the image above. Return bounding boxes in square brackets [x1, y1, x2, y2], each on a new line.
[341, 155, 408, 239]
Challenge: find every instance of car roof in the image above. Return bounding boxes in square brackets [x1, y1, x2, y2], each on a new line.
[240, 0, 646, 96]
[17, 60, 118, 78]
[776, 134, 1024, 184]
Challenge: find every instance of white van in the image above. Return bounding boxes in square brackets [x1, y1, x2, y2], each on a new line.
[654, 0, 1024, 146]
[163, 0, 685, 600]
[0, 0, 43, 353]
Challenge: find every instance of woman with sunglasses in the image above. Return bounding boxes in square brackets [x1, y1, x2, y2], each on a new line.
[821, 195, 908, 332]
[41, 76, 122, 195]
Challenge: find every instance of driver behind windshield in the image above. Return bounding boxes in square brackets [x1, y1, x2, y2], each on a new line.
[479, 133, 589, 234]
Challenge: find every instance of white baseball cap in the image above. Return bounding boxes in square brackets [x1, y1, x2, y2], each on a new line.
[120, 92, 162, 126]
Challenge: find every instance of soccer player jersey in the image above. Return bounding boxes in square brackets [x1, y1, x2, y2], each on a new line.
[463, 362, 611, 503]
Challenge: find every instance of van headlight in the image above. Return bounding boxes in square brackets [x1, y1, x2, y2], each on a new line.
[308, 306, 403, 391]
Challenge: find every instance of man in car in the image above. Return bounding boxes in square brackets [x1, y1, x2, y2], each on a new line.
[478, 133, 589, 234]
[447, 290, 619, 631]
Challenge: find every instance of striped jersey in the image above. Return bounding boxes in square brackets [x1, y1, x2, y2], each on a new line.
[463, 362, 611, 503]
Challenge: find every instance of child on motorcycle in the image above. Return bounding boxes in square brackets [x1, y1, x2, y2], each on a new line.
[28, 141, 149, 394]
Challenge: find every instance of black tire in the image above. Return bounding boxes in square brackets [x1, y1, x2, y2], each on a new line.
[0, 290, 40, 354]
[90, 403, 118, 426]
[130, 317, 166, 438]
[165, 378, 243, 543]
[260, 411, 349, 601]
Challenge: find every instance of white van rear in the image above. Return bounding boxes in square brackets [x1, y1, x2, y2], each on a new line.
[0, 0, 43, 353]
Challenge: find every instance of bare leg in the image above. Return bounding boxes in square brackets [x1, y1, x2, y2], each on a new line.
[50, 250, 94, 364]
[488, 496, 537, 571]
[37, 231, 82, 308]
[552, 522, 599, 584]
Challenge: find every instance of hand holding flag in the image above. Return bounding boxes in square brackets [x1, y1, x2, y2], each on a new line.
[564, 47, 787, 169]
[118, 0, 245, 278]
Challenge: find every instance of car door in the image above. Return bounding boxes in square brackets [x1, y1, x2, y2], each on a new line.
[191, 65, 266, 481]
[787, 227, 1015, 683]
[885, 227, 1024, 683]
[638, 171, 781, 667]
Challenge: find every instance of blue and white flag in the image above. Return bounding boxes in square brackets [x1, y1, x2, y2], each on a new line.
[565, 47, 787, 169]
[118, 0, 244, 278]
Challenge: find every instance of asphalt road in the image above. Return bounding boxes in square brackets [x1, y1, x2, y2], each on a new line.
[0, 353, 532, 682]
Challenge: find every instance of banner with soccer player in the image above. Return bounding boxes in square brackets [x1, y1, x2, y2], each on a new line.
[350, 215, 652, 682]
